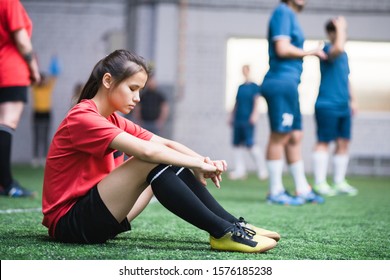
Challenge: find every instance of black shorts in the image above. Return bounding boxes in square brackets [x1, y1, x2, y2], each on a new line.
[54, 186, 131, 244]
[0, 86, 28, 103]
[33, 112, 51, 121]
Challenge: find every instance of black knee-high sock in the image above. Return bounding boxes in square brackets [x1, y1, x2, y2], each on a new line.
[170, 166, 239, 224]
[147, 164, 232, 238]
[0, 125, 14, 188]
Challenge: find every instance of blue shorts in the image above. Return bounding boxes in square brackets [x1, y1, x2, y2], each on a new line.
[232, 122, 254, 147]
[315, 106, 351, 142]
[261, 78, 302, 133]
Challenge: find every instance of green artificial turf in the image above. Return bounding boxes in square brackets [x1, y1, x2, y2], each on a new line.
[1, 165, 389, 260]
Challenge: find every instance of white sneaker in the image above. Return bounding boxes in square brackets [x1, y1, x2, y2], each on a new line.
[333, 180, 358, 196]
[313, 182, 337, 196]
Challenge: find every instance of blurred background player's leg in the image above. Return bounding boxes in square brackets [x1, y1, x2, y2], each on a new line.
[229, 146, 247, 180]
[249, 145, 268, 180]
[312, 148, 335, 196]
[332, 138, 358, 196]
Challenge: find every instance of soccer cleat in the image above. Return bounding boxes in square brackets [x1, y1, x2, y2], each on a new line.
[0, 181, 36, 198]
[313, 182, 337, 196]
[296, 190, 325, 204]
[238, 217, 280, 241]
[267, 191, 305, 206]
[333, 180, 358, 196]
[210, 223, 277, 253]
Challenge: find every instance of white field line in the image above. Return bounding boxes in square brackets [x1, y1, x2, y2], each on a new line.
[0, 196, 158, 214]
[0, 198, 158, 214]
[0, 207, 42, 214]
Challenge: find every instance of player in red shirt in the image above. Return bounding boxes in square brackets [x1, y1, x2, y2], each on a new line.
[42, 49, 279, 253]
[0, 0, 40, 197]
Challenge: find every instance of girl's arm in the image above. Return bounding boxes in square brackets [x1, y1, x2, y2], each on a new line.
[249, 95, 260, 125]
[12, 29, 40, 84]
[349, 81, 358, 116]
[275, 38, 327, 60]
[110, 132, 222, 186]
[150, 134, 227, 187]
[328, 17, 347, 60]
[150, 134, 204, 160]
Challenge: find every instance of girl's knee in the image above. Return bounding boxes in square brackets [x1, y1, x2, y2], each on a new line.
[335, 140, 350, 154]
[288, 131, 303, 145]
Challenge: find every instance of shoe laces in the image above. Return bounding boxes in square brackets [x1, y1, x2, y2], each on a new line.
[235, 217, 256, 239]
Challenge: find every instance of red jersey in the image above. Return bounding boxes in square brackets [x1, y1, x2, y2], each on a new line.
[42, 99, 153, 237]
[0, 0, 33, 87]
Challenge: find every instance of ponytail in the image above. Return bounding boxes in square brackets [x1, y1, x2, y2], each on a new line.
[77, 50, 149, 104]
[77, 61, 102, 103]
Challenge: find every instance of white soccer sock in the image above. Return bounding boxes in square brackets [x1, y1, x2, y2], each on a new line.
[312, 151, 329, 185]
[333, 154, 349, 184]
[232, 147, 246, 175]
[267, 159, 285, 195]
[249, 145, 267, 176]
[289, 160, 311, 194]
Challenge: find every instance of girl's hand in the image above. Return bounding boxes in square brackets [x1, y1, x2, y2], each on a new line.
[334, 16, 347, 32]
[249, 112, 257, 125]
[313, 47, 327, 60]
[307, 41, 327, 61]
[193, 160, 217, 186]
[350, 99, 358, 116]
[203, 157, 227, 189]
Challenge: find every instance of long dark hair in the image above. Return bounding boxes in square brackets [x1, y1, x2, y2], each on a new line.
[77, 49, 149, 103]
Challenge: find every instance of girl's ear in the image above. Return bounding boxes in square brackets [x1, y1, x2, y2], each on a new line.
[102, 73, 112, 89]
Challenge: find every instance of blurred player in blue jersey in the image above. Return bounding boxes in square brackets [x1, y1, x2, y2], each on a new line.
[261, 0, 327, 205]
[229, 65, 268, 181]
[312, 16, 358, 196]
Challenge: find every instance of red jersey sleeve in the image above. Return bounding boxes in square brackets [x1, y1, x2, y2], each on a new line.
[5, 0, 32, 33]
[0, 0, 32, 86]
[66, 104, 124, 158]
[66, 100, 153, 158]
[111, 112, 154, 141]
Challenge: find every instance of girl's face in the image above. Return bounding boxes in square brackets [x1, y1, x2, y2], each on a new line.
[242, 66, 250, 79]
[290, 0, 305, 12]
[108, 70, 148, 115]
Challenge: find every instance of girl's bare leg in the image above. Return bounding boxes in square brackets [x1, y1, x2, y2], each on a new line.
[97, 157, 157, 223]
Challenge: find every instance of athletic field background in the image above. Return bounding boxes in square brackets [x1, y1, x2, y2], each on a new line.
[1, 165, 389, 260]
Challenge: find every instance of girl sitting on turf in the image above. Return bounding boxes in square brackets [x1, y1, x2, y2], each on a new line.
[41, 49, 279, 253]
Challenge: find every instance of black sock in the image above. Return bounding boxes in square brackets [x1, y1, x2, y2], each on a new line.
[0, 125, 14, 188]
[170, 166, 239, 223]
[147, 164, 232, 238]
